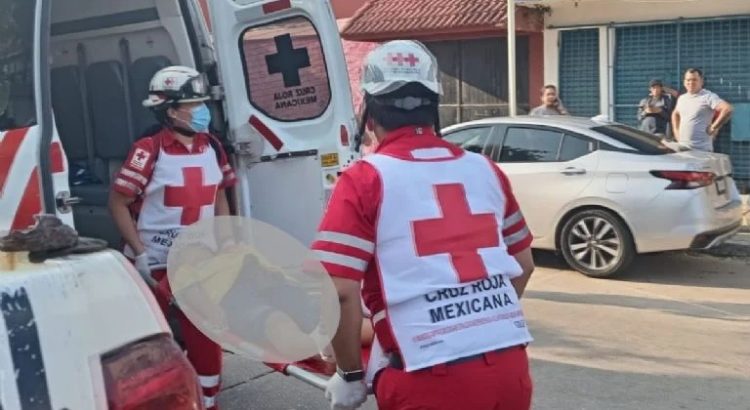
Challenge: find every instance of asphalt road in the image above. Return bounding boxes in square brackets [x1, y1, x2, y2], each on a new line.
[219, 249, 750, 410]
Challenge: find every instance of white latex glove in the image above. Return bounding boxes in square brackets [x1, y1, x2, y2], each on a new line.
[134, 253, 158, 288]
[325, 373, 367, 410]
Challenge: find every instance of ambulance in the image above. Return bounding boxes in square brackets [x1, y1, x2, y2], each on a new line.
[0, 0, 357, 408]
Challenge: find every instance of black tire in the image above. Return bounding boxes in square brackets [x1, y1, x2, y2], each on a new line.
[559, 209, 635, 278]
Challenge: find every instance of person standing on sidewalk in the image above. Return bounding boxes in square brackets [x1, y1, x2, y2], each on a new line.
[638, 79, 675, 136]
[530, 85, 569, 116]
[672, 68, 734, 152]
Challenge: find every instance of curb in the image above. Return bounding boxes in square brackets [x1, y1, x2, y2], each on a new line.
[701, 232, 750, 258]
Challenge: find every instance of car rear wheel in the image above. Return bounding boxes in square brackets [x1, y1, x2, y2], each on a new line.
[560, 209, 635, 278]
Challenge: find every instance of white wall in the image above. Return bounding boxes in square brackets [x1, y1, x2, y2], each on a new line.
[544, 0, 750, 28]
[598, 27, 609, 118]
[543, 29, 560, 88]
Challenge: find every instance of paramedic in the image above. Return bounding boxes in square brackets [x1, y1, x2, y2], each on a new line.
[313, 40, 536, 410]
[108, 66, 236, 410]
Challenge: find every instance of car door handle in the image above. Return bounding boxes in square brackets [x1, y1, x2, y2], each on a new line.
[560, 167, 587, 176]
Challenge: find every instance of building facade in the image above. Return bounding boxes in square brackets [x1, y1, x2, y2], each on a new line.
[339, 0, 546, 126]
[541, 0, 750, 187]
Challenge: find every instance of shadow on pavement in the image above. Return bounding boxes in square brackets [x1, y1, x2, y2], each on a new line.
[531, 250, 750, 290]
[532, 250, 569, 270]
[525, 290, 750, 321]
[529, 357, 750, 410]
[617, 251, 750, 290]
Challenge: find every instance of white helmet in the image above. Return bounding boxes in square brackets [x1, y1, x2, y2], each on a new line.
[143, 66, 210, 108]
[361, 40, 442, 99]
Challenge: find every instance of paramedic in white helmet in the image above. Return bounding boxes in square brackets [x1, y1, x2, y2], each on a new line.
[108, 66, 236, 410]
[312, 41, 536, 410]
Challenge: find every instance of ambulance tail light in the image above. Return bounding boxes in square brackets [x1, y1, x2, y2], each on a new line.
[340, 125, 350, 147]
[102, 334, 204, 410]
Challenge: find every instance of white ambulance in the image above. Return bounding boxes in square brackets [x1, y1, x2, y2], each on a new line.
[0, 0, 357, 408]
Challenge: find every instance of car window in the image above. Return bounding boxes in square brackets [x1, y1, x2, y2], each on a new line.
[443, 126, 491, 153]
[499, 127, 563, 163]
[592, 124, 675, 155]
[559, 134, 594, 161]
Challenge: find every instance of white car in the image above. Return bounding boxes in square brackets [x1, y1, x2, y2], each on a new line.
[442, 116, 744, 277]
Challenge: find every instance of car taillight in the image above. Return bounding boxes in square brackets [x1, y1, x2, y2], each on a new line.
[650, 170, 716, 189]
[102, 334, 204, 410]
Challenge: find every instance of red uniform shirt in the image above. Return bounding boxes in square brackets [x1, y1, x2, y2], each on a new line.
[113, 128, 237, 211]
[311, 127, 533, 325]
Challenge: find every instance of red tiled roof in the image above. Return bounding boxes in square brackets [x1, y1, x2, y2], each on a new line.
[342, 0, 544, 41]
[338, 19, 381, 110]
[341, 39, 380, 110]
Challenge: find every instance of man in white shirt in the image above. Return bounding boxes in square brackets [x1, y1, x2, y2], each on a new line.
[672, 68, 734, 152]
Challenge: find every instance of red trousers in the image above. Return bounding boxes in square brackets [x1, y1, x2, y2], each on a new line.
[375, 346, 533, 410]
[152, 270, 223, 410]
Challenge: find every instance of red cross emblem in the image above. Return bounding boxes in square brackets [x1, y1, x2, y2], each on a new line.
[135, 151, 147, 161]
[164, 77, 175, 87]
[164, 167, 218, 225]
[403, 53, 420, 67]
[388, 53, 420, 67]
[412, 184, 499, 283]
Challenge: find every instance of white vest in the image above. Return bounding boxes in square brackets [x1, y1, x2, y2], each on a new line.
[125, 146, 222, 266]
[364, 149, 533, 372]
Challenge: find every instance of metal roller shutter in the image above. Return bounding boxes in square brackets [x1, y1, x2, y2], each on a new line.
[613, 24, 678, 126]
[559, 28, 600, 117]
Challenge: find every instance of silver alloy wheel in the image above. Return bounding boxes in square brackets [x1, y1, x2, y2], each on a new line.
[566, 216, 622, 271]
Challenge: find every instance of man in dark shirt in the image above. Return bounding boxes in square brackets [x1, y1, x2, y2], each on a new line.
[638, 79, 674, 136]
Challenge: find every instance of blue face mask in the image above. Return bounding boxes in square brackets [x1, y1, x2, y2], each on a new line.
[188, 104, 211, 133]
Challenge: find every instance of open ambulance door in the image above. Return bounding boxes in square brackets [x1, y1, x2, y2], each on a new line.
[206, 0, 358, 246]
[0, 0, 73, 235]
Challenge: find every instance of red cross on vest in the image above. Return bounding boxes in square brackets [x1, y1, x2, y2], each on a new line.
[164, 167, 218, 225]
[412, 183, 499, 283]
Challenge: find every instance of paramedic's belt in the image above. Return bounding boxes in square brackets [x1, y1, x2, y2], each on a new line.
[387, 346, 521, 371]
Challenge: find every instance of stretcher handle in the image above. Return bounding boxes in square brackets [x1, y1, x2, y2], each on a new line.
[284, 365, 375, 395]
[150, 264, 167, 271]
[285, 365, 329, 391]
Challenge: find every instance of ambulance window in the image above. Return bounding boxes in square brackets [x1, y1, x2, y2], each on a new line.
[239, 16, 331, 122]
[0, 0, 37, 131]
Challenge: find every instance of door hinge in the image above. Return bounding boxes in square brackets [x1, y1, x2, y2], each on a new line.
[210, 85, 225, 101]
[55, 191, 81, 214]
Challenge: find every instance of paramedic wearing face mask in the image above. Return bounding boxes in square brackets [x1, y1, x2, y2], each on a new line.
[108, 66, 236, 410]
[314, 41, 536, 410]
